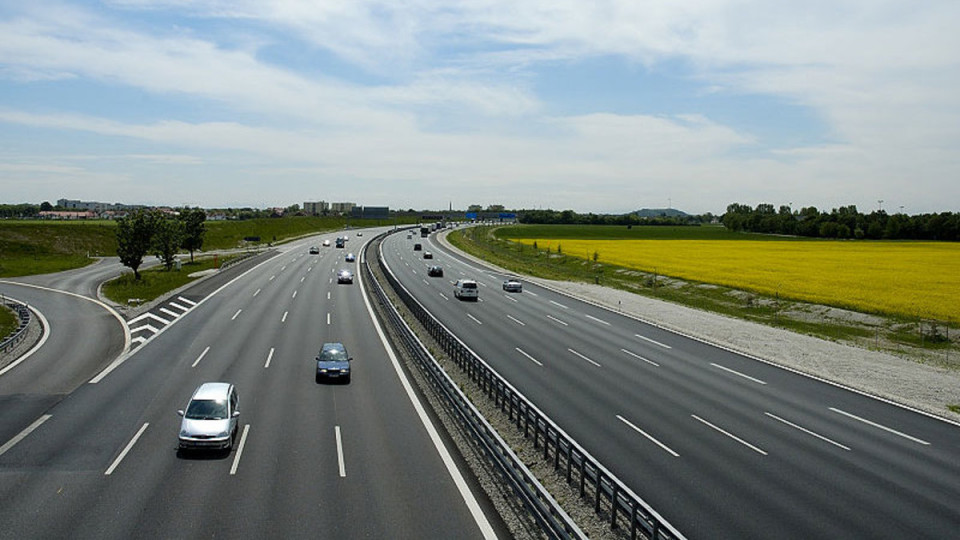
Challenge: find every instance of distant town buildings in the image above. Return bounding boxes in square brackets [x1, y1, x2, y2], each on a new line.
[304, 201, 358, 215]
[57, 199, 140, 212]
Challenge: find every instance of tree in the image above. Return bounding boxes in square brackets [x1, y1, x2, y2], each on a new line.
[116, 208, 158, 280]
[153, 214, 185, 270]
[39, 201, 53, 212]
[180, 208, 207, 263]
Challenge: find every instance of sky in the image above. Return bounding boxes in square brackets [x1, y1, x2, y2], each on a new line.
[1, 1, 958, 215]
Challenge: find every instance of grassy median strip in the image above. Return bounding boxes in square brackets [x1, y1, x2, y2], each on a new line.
[101, 255, 237, 305]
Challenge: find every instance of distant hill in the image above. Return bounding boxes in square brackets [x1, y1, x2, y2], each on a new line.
[630, 208, 689, 218]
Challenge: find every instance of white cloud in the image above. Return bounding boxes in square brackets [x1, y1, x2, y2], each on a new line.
[1, 1, 958, 213]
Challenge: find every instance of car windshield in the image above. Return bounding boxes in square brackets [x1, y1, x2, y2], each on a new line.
[185, 399, 228, 420]
[319, 348, 348, 362]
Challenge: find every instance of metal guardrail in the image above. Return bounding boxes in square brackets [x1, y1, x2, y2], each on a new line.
[1, 298, 31, 353]
[363, 233, 585, 539]
[370, 230, 685, 540]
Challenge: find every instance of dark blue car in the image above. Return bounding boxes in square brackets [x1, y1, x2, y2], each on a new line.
[316, 342, 352, 383]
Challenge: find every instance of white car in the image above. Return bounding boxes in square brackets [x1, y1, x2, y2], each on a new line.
[454, 279, 479, 301]
[322, 239, 331, 247]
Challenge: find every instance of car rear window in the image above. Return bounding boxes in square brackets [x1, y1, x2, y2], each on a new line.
[461, 282, 477, 289]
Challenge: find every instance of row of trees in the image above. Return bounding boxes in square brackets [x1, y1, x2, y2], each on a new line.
[116, 208, 207, 279]
[722, 203, 960, 241]
[518, 209, 707, 226]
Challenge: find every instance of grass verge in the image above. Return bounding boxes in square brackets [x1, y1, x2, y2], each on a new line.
[102, 255, 237, 305]
[449, 225, 959, 370]
[0, 304, 17, 339]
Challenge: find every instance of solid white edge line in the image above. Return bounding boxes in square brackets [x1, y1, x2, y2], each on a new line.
[358, 251, 497, 539]
[230, 424, 250, 475]
[265, 347, 275, 369]
[0, 305, 51, 377]
[692, 414, 768, 455]
[0, 414, 52, 457]
[336, 425, 346, 477]
[568, 348, 601, 367]
[635, 334, 672, 349]
[710, 363, 767, 385]
[515, 347, 543, 366]
[617, 415, 679, 457]
[620, 348, 660, 367]
[765, 412, 851, 451]
[105, 422, 149, 475]
[0, 283, 131, 371]
[829, 407, 930, 445]
[191, 346, 210, 368]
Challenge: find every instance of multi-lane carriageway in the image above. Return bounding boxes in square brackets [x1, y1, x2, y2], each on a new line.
[381, 227, 960, 539]
[0, 229, 505, 539]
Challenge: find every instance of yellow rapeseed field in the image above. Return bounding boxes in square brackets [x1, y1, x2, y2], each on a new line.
[514, 238, 960, 323]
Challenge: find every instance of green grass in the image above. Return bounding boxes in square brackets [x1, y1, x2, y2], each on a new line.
[101, 255, 236, 305]
[0, 220, 118, 277]
[0, 303, 17, 339]
[0, 215, 420, 278]
[449, 225, 958, 365]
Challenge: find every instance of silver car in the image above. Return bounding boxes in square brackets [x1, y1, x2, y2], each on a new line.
[503, 279, 522, 292]
[177, 382, 239, 452]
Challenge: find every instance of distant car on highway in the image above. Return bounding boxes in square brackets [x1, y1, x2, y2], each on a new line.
[316, 342, 351, 383]
[322, 239, 331, 247]
[357, 232, 363, 237]
[177, 382, 240, 453]
[423, 251, 433, 259]
[413, 243, 422, 251]
[345, 253, 356, 262]
[502, 279, 522, 292]
[309, 246, 319, 254]
[427, 265, 444, 277]
[454, 279, 478, 301]
[337, 270, 354, 284]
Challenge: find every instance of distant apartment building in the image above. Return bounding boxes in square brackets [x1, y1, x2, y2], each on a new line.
[303, 201, 329, 215]
[329, 202, 356, 214]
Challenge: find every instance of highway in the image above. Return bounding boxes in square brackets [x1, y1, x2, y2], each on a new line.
[381, 227, 960, 539]
[0, 229, 505, 539]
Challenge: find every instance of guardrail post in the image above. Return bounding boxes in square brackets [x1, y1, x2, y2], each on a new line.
[595, 471, 602, 513]
[610, 484, 619, 529]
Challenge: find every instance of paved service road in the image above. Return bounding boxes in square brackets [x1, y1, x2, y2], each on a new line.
[380, 227, 960, 539]
[0, 229, 505, 539]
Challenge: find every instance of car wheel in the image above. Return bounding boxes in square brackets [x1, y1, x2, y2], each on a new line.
[344, 374, 351, 384]
[315, 374, 321, 384]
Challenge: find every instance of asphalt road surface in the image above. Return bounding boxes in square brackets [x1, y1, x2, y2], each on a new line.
[0, 228, 506, 539]
[379, 227, 960, 539]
